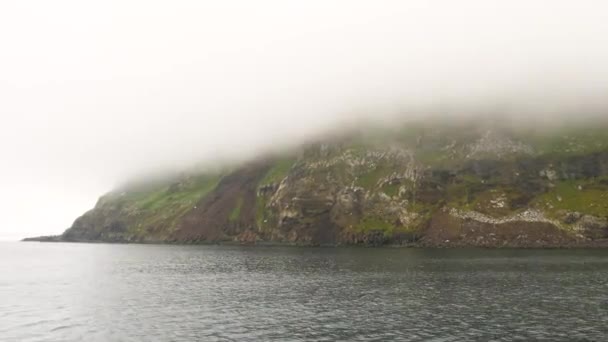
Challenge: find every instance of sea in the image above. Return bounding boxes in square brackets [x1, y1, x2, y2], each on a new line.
[2, 242, 608, 341]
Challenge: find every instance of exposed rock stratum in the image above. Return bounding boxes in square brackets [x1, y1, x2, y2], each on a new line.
[25, 118, 608, 247]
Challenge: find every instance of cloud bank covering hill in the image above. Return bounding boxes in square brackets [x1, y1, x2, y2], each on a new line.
[2, 0, 608, 239]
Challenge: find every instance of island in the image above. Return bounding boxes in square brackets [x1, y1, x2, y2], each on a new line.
[25, 117, 608, 247]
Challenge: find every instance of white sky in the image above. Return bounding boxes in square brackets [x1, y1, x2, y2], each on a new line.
[1, 0, 607, 240]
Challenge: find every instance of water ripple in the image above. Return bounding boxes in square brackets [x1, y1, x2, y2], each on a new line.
[2, 243, 608, 341]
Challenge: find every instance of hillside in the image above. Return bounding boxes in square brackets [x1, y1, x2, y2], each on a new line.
[28, 118, 608, 247]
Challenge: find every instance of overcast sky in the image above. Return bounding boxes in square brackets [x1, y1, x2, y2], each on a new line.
[1, 0, 607, 240]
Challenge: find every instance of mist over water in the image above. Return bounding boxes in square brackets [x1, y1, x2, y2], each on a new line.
[1, 0, 608, 238]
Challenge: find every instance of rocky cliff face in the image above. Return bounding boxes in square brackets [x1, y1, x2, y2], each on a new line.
[55, 119, 608, 247]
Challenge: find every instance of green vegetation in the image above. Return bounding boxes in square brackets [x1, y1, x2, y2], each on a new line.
[356, 164, 391, 189]
[534, 178, 608, 217]
[134, 174, 220, 211]
[469, 188, 516, 217]
[354, 213, 422, 237]
[355, 216, 396, 236]
[381, 183, 400, 197]
[444, 173, 484, 208]
[102, 173, 222, 238]
[514, 125, 608, 157]
[260, 157, 295, 185]
[58, 118, 608, 245]
[255, 157, 296, 229]
[229, 197, 243, 222]
[414, 149, 452, 166]
[255, 196, 267, 228]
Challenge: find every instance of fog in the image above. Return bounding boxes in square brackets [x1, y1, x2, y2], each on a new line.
[0, 0, 607, 239]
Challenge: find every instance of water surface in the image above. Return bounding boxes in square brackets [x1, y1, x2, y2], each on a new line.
[2, 242, 608, 341]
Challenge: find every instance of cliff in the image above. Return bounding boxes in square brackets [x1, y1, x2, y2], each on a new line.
[36, 118, 608, 247]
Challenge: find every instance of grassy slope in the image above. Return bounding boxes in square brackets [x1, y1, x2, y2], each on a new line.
[533, 177, 608, 217]
[347, 121, 608, 236]
[256, 157, 296, 229]
[104, 173, 222, 239]
[259, 158, 295, 186]
[514, 125, 608, 157]
[229, 197, 243, 222]
[71, 119, 608, 242]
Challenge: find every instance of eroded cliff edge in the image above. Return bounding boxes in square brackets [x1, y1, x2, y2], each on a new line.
[31, 119, 608, 247]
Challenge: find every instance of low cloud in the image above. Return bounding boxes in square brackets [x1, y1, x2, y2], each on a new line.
[0, 0, 607, 237]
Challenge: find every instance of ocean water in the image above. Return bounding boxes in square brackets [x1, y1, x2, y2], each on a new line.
[2, 242, 608, 341]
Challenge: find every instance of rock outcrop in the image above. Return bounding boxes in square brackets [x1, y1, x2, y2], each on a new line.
[32, 119, 608, 247]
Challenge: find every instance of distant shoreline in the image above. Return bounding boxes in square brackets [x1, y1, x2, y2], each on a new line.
[21, 236, 608, 249]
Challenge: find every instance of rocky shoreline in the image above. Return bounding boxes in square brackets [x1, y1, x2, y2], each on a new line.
[21, 237, 608, 248]
[27, 121, 608, 248]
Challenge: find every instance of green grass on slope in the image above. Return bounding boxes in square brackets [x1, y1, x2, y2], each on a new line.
[513, 125, 608, 157]
[255, 196, 267, 229]
[255, 157, 296, 229]
[355, 216, 396, 236]
[135, 174, 221, 211]
[259, 158, 295, 186]
[534, 178, 608, 217]
[121, 173, 222, 236]
[229, 197, 243, 222]
[381, 183, 400, 197]
[356, 164, 392, 189]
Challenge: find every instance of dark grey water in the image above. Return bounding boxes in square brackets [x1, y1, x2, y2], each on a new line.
[2, 243, 608, 341]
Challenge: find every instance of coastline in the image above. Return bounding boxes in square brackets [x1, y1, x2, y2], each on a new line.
[21, 235, 608, 249]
